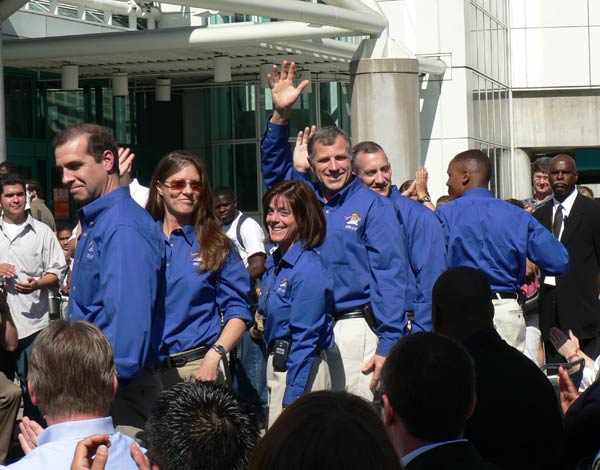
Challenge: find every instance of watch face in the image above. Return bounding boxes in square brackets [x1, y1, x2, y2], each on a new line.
[212, 344, 226, 356]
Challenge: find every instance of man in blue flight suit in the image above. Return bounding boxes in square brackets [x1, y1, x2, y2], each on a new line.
[351, 141, 446, 332]
[261, 61, 409, 400]
[54, 123, 165, 438]
[293, 138, 445, 333]
[435, 149, 569, 354]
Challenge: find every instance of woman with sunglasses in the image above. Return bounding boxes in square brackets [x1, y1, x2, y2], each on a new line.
[146, 150, 251, 387]
[259, 180, 334, 427]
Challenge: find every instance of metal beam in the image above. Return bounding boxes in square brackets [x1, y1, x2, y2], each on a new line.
[157, 0, 387, 36]
[0, 0, 28, 21]
[3, 21, 356, 61]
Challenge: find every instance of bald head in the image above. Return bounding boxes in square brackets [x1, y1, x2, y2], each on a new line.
[432, 266, 494, 342]
[549, 154, 578, 202]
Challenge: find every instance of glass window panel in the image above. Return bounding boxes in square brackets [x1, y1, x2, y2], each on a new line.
[5, 76, 34, 139]
[471, 72, 480, 140]
[213, 143, 259, 212]
[319, 82, 351, 130]
[502, 89, 510, 146]
[46, 90, 85, 137]
[213, 85, 257, 141]
[497, 27, 506, 84]
[260, 88, 316, 136]
[102, 88, 115, 130]
[481, 78, 489, 142]
[477, 9, 485, 72]
[469, 4, 478, 69]
[114, 95, 131, 144]
[491, 21, 498, 81]
[484, 14, 492, 77]
[498, 0, 506, 24]
[489, 0, 496, 20]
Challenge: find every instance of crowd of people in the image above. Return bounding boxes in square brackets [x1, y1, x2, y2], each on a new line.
[0, 60, 600, 469]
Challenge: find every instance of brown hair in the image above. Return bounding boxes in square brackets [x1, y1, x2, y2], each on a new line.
[53, 123, 119, 175]
[249, 391, 401, 470]
[307, 126, 351, 165]
[146, 150, 230, 271]
[262, 180, 326, 250]
[28, 320, 116, 419]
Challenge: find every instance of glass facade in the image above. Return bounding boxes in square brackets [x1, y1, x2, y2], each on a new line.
[468, 0, 510, 195]
[194, 81, 350, 214]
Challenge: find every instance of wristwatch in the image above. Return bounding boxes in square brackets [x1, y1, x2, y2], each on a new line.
[419, 195, 431, 203]
[211, 344, 227, 358]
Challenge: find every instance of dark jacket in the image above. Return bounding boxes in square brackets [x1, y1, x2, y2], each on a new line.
[463, 328, 565, 470]
[406, 441, 499, 470]
[534, 194, 600, 341]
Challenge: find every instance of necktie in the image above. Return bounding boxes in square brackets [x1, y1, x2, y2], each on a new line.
[552, 204, 563, 238]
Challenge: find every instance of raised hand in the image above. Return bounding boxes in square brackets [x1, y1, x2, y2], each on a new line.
[268, 61, 310, 124]
[293, 125, 316, 173]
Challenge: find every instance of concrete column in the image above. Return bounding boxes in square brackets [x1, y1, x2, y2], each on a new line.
[350, 57, 420, 184]
[511, 148, 533, 200]
[0, 25, 6, 162]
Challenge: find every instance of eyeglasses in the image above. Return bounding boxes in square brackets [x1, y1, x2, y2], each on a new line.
[161, 179, 202, 192]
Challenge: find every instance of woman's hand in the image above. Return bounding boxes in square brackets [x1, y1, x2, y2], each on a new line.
[195, 349, 221, 382]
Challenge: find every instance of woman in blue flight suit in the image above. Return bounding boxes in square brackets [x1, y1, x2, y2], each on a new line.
[259, 180, 334, 427]
[146, 150, 252, 388]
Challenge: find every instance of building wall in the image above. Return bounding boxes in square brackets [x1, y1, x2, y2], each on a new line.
[377, 0, 510, 199]
[510, 0, 600, 197]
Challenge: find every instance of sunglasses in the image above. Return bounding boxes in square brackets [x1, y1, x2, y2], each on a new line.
[161, 179, 202, 192]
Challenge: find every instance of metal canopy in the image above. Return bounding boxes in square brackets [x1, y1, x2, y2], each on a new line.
[2, 0, 374, 84]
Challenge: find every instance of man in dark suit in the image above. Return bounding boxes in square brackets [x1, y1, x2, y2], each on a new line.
[381, 331, 499, 470]
[534, 154, 600, 362]
[432, 266, 565, 470]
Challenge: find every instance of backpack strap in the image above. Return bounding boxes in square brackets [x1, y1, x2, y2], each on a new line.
[235, 213, 249, 251]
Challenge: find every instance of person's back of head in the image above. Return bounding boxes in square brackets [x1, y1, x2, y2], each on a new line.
[451, 149, 492, 187]
[28, 320, 116, 421]
[249, 390, 401, 470]
[0, 161, 18, 176]
[143, 381, 259, 470]
[381, 332, 476, 451]
[432, 266, 494, 342]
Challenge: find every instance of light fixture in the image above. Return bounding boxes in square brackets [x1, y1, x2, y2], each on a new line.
[112, 72, 128, 97]
[61, 65, 79, 90]
[214, 56, 232, 83]
[155, 78, 171, 102]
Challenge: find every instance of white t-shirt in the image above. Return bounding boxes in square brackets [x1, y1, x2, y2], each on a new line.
[129, 178, 149, 208]
[223, 211, 266, 267]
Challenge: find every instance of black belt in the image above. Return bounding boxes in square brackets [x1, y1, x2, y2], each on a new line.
[333, 303, 369, 321]
[157, 346, 209, 370]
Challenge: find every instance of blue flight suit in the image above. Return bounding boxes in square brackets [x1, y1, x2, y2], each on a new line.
[259, 241, 334, 405]
[68, 186, 165, 380]
[261, 120, 408, 357]
[159, 223, 252, 358]
[435, 188, 569, 290]
[389, 186, 446, 332]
